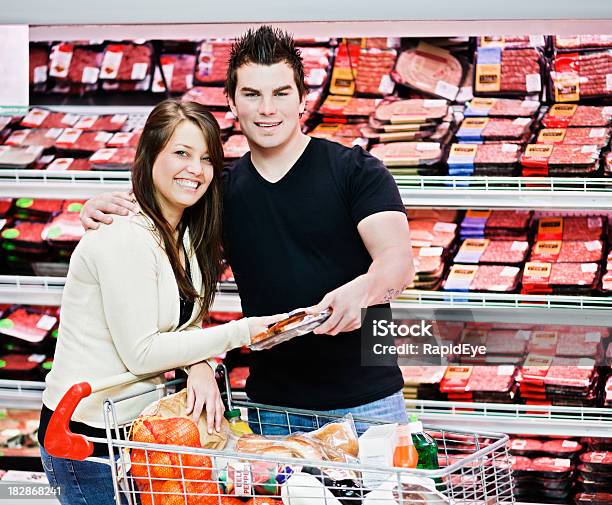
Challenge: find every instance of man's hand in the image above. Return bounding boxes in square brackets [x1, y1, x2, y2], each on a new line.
[80, 191, 139, 230]
[305, 275, 370, 336]
[185, 361, 224, 433]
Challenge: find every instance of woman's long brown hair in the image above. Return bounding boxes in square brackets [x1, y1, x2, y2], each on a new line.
[131, 99, 224, 322]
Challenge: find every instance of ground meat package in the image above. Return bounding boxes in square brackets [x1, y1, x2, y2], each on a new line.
[408, 209, 460, 222]
[474, 46, 544, 97]
[542, 104, 612, 128]
[369, 142, 443, 174]
[46, 157, 92, 171]
[54, 129, 113, 153]
[99, 42, 152, 81]
[20, 109, 79, 129]
[392, 41, 465, 100]
[408, 220, 457, 249]
[1, 221, 49, 256]
[12, 198, 63, 221]
[401, 365, 446, 400]
[0, 354, 45, 380]
[5, 128, 63, 149]
[73, 114, 128, 132]
[521, 143, 602, 176]
[536, 126, 611, 148]
[455, 117, 533, 142]
[152, 54, 196, 93]
[477, 36, 547, 50]
[464, 97, 541, 118]
[520, 354, 597, 389]
[460, 210, 532, 240]
[410, 246, 445, 290]
[299, 47, 332, 88]
[89, 147, 136, 170]
[447, 143, 520, 176]
[223, 135, 249, 159]
[49, 43, 103, 84]
[0, 306, 57, 349]
[550, 50, 612, 102]
[195, 40, 233, 84]
[106, 131, 141, 149]
[554, 35, 612, 51]
[0, 146, 44, 168]
[319, 95, 380, 119]
[530, 240, 604, 263]
[535, 216, 605, 241]
[354, 48, 397, 96]
[29, 45, 49, 88]
[182, 86, 228, 109]
[444, 264, 521, 292]
[484, 329, 530, 356]
[454, 238, 529, 264]
[374, 99, 450, 124]
[522, 261, 601, 294]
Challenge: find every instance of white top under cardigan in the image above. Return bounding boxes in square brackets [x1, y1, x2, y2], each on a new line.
[43, 212, 250, 427]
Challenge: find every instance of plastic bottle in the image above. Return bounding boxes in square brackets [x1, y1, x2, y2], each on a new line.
[224, 408, 253, 436]
[393, 424, 418, 468]
[408, 414, 439, 470]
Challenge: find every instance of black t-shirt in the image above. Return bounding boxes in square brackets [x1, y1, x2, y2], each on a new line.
[223, 137, 405, 410]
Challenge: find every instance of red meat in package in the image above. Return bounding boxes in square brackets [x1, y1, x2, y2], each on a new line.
[354, 48, 397, 96]
[29, 46, 49, 86]
[522, 261, 600, 292]
[13, 198, 63, 216]
[554, 35, 612, 51]
[400, 365, 447, 385]
[485, 329, 530, 355]
[182, 87, 228, 108]
[300, 47, 331, 88]
[195, 40, 233, 84]
[106, 131, 141, 149]
[520, 354, 596, 388]
[440, 365, 473, 393]
[444, 264, 520, 292]
[0, 354, 43, 380]
[5, 128, 63, 149]
[20, 109, 79, 129]
[464, 97, 540, 117]
[319, 95, 379, 118]
[541, 104, 612, 128]
[465, 365, 516, 393]
[530, 240, 604, 263]
[0, 308, 57, 344]
[49, 43, 103, 84]
[73, 114, 128, 132]
[521, 143, 601, 176]
[229, 366, 249, 389]
[42, 203, 85, 243]
[223, 135, 249, 159]
[100, 43, 152, 81]
[536, 127, 611, 148]
[46, 158, 92, 171]
[455, 117, 533, 142]
[89, 147, 136, 170]
[455, 239, 529, 264]
[152, 54, 196, 93]
[408, 220, 457, 248]
[536, 216, 604, 242]
[1, 221, 47, 247]
[551, 50, 612, 102]
[55, 129, 113, 153]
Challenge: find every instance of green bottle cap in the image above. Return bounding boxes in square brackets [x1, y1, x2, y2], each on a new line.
[224, 408, 242, 421]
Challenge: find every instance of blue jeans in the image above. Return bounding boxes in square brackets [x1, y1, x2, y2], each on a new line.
[248, 390, 407, 435]
[40, 445, 128, 505]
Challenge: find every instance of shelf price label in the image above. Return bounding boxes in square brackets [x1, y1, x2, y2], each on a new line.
[0, 25, 28, 116]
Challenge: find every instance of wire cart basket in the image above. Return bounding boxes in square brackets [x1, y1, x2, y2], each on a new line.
[44, 366, 515, 505]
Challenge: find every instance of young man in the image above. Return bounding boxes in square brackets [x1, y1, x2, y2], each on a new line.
[81, 26, 415, 434]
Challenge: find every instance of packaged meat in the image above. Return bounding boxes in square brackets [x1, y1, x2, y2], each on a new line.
[400, 366, 447, 386]
[574, 492, 612, 505]
[530, 240, 604, 263]
[456, 117, 533, 142]
[99, 42, 152, 81]
[541, 104, 612, 128]
[1, 221, 48, 251]
[521, 354, 597, 388]
[444, 264, 520, 292]
[455, 238, 528, 264]
[522, 261, 600, 293]
[229, 366, 249, 389]
[319, 95, 379, 118]
[55, 129, 113, 153]
[46, 157, 92, 171]
[195, 40, 233, 84]
[535, 216, 605, 241]
[369, 142, 443, 168]
[447, 143, 520, 176]
[510, 438, 544, 455]
[20, 108, 79, 129]
[407, 209, 459, 222]
[474, 47, 543, 97]
[0, 307, 57, 346]
[374, 99, 449, 124]
[521, 144, 601, 176]
[182, 86, 228, 109]
[485, 329, 529, 355]
[106, 131, 141, 148]
[0, 354, 43, 380]
[354, 48, 396, 96]
[392, 42, 464, 100]
[408, 220, 457, 249]
[223, 135, 249, 159]
[13, 198, 63, 220]
[554, 35, 612, 51]
[464, 97, 540, 117]
[300, 47, 332, 88]
[536, 127, 611, 147]
[29, 45, 49, 87]
[328, 40, 361, 96]
[465, 365, 516, 393]
[362, 120, 452, 144]
[555, 332, 601, 358]
[541, 439, 583, 457]
[550, 50, 612, 102]
[49, 43, 103, 84]
[100, 77, 151, 93]
[580, 452, 612, 469]
[5, 128, 63, 149]
[42, 202, 85, 244]
[477, 36, 547, 49]
[152, 54, 196, 93]
[73, 114, 128, 132]
[0, 146, 43, 168]
[89, 147, 136, 170]
[486, 210, 532, 232]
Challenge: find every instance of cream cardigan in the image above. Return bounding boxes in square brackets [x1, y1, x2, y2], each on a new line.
[42, 213, 250, 427]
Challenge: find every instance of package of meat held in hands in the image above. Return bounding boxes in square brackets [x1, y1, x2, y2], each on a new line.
[521, 144, 601, 177]
[536, 126, 611, 148]
[542, 104, 612, 128]
[530, 240, 604, 263]
[20, 108, 79, 129]
[550, 50, 612, 102]
[0, 306, 57, 348]
[99, 42, 152, 81]
[464, 97, 540, 118]
[49, 43, 103, 84]
[447, 143, 520, 176]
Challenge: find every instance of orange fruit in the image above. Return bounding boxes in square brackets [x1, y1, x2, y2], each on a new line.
[137, 479, 167, 505]
[160, 479, 187, 505]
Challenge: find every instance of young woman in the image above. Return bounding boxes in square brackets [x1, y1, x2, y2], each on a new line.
[38, 99, 284, 505]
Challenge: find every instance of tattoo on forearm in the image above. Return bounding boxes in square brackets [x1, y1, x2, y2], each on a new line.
[382, 288, 402, 303]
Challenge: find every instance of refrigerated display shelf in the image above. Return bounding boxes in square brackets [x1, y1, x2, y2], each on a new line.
[0, 379, 45, 410]
[397, 176, 612, 209]
[405, 399, 612, 437]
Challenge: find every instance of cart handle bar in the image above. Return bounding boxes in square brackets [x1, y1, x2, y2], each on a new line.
[44, 371, 153, 460]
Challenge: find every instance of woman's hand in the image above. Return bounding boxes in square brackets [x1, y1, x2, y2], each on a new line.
[247, 313, 289, 341]
[185, 361, 224, 434]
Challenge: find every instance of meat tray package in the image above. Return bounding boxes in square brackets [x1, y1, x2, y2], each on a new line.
[223, 135, 249, 159]
[89, 147, 136, 170]
[454, 238, 529, 264]
[5, 128, 63, 149]
[554, 35, 612, 52]
[73, 114, 128, 132]
[362, 118, 455, 145]
[0, 146, 44, 168]
[369, 142, 444, 174]
[550, 50, 612, 102]
[354, 48, 397, 96]
[410, 247, 445, 290]
[521, 143, 602, 176]
[477, 35, 547, 49]
[484, 329, 530, 356]
[575, 492, 612, 505]
[0, 354, 44, 381]
[49, 43, 103, 84]
[99, 42, 152, 81]
[465, 365, 517, 396]
[20, 108, 79, 129]
[474, 46, 544, 97]
[151, 54, 196, 93]
[46, 157, 92, 171]
[535, 216, 605, 241]
[392, 41, 465, 100]
[300, 47, 332, 88]
[54, 129, 113, 153]
[520, 354, 598, 393]
[374, 99, 450, 124]
[318, 95, 380, 119]
[542, 104, 612, 128]
[182, 86, 228, 109]
[464, 97, 541, 118]
[580, 452, 612, 472]
[195, 40, 233, 84]
[12, 198, 63, 221]
[530, 240, 604, 263]
[0, 306, 57, 348]
[106, 131, 141, 149]
[455, 117, 533, 142]
[1, 221, 49, 253]
[536, 126, 611, 148]
[42, 202, 86, 245]
[443, 264, 520, 293]
[407, 209, 460, 222]
[408, 220, 457, 249]
[522, 261, 601, 295]
[29, 44, 49, 88]
[446, 143, 520, 176]
[100, 76, 151, 93]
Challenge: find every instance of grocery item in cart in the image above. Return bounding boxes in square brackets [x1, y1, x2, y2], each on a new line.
[89, 147, 136, 170]
[530, 240, 604, 263]
[521, 144, 601, 176]
[541, 104, 612, 128]
[99, 42, 152, 81]
[455, 117, 533, 142]
[55, 129, 113, 153]
[474, 46, 543, 96]
[195, 40, 233, 84]
[464, 98, 540, 117]
[392, 42, 464, 100]
[182, 86, 228, 108]
[152, 53, 196, 93]
[73, 114, 128, 131]
[5, 128, 63, 149]
[250, 309, 332, 351]
[536, 127, 611, 147]
[447, 143, 520, 176]
[0, 146, 44, 168]
[444, 264, 520, 292]
[550, 50, 612, 102]
[454, 239, 528, 264]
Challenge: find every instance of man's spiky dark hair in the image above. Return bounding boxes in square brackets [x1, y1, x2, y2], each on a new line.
[225, 25, 307, 100]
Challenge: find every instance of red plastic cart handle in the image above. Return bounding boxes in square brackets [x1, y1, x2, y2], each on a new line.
[44, 382, 94, 460]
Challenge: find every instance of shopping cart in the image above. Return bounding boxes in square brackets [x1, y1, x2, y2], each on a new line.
[45, 366, 516, 505]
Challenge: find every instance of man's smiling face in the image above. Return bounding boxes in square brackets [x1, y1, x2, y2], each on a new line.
[229, 62, 306, 152]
